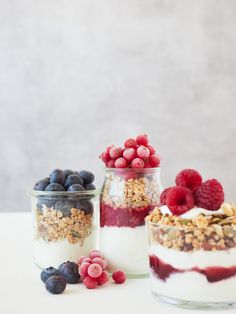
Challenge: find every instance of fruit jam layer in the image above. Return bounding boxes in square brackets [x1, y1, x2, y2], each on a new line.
[100, 203, 156, 228]
[150, 255, 236, 283]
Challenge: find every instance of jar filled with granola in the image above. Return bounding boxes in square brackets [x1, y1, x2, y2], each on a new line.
[30, 189, 99, 269]
[100, 168, 162, 277]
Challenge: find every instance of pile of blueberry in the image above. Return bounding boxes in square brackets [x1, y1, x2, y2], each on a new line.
[34, 169, 96, 192]
[40, 250, 126, 294]
[33, 169, 96, 216]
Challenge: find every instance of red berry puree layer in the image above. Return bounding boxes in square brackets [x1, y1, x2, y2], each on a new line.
[150, 255, 236, 283]
[100, 203, 157, 227]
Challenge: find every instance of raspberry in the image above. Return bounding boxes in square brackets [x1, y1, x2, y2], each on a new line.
[175, 169, 202, 191]
[107, 159, 115, 168]
[137, 146, 150, 159]
[124, 138, 137, 149]
[114, 157, 128, 168]
[147, 145, 155, 156]
[160, 187, 172, 205]
[131, 158, 144, 168]
[87, 263, 103, 278]
[123, 148, 136, 162]
[112, 270, 126, 284]
[79, 262, 90, 277]
[193, 179, 224, 211]
[83, 276, 98, 289]
[89, 250, 102, 259]
[166, 186, 195, 215]
[148, 155, 161, 167]
[109, 147, 123, 159]
[136, 134, 149, 146]
[92, 257, 106, 269]
[97, 271, 109, 285]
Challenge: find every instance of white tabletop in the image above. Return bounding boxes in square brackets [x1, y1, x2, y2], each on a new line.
[0, 213, 235, 314]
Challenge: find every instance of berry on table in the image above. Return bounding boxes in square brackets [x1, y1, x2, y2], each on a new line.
[78, 170, 95, 185]
[49, 169, 65, 185]
[40, 267, 60, 283]
[166, 186, 195, 215]
[81, 257, 92, 264]
[112, 270, 126, 284]
[175, 169, 202, 191]
[78, 256, 87, 264]
[136, 134, 149, 146]
[79, 262, 90, 277]
[136, 146, 150, 159]
[87, 263, 103, 278]
[45, 183, 65, 191]
[109, 147, 123, 159]
[114, 157, 128, 168]
[123, 148, 136, 162]
[97, 271, 109, 285]
[33, 178, 50, 191]
[148, 155, 161, 167]
[83, 276, 98, 289]
[124, 138, 137, 149]
[131, 158, 145, 168]
[58, 261, 80, 284]
[45, 275, 67, 294]
[67, 184, 85, 192]
[91, 257, 106, 269]
[194, 179, 224, 211]
[89, 250, 102, 259]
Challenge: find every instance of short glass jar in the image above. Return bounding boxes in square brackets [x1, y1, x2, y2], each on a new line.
[30, 189, 99, 269]
[99, 168, 162, 277]
[146, 218, 236, 309]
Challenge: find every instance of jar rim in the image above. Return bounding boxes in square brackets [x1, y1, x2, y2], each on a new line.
[28, 188, 100, 197]
[104, 167, 161, 173]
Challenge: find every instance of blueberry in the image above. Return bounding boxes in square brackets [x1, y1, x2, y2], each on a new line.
[45, 183, 65, 191]
[85, 183, 96, 190]
[63, 169, 74, 179]
[45, 275, 67, 294]
[54, 200, 75, 217]
[64, 175, 84, 190]
[49, 169, 65, 185]
[78, 170, 95, 185]
[40, 267, 60, 283]
[76, 200, 93, 215]
[36, 197, 56, 210]
[67, 184, 85, 192]
[33, 178, 50, 191]
[58, 261, 80, 284]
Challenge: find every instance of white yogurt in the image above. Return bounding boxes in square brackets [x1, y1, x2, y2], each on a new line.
[160, 205, 223, 219]
[34, 230, 97, 269]
[99, 225, 149, 276]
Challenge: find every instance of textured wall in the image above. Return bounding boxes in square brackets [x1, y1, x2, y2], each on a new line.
[0, 0, 236, 212]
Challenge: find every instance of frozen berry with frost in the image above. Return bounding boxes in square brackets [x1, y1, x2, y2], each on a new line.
[123, 148, 136, 162]
[81, 257, 92, 264]
[79, 262, 90, 277]
[114, 157, 128, 168]
[109, 147, 123, 159]
[136, 134, 149, 146]
[137, 146, 150, 159]
[160, 187, 173, 205]
[89, 250, 102, 259]
[92, 258, 106, 269]
[99, 151, 110, 164]
[83, 276, 98, 289]
[193, 179, 224, 211]
[124, 138, 137, 149]
[97, 271, 109, 285]
[148, 155, 161, 167]
[87, 263, 103, 278]
[175, 169, 202, 191]
[78, 256, 87, 265]
[166, 186, 195, 215]
[107, 159, 115, 168]
[131, 158, 144, 168]
[112, 270, 126, 284]
[147, 145, 155, 156]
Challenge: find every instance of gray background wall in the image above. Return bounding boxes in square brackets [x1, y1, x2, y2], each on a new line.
[0, 0, 235, 212]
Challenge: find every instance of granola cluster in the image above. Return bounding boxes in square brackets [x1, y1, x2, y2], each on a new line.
[101, 174, 160, 208]
[35, 206, 93, 244]
[146, 202, 236, 252]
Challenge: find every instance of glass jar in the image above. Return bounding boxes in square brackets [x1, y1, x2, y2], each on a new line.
[30, 189, 99, 269]
[99, 168, 162, 277]
[146, 219, 236, 309]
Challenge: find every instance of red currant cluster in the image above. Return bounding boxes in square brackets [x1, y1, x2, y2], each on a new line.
[78, 250, 126, 289]
[99, 134, 161, 168]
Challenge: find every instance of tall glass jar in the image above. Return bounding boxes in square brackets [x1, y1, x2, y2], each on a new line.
[30, 189, 99, 269]
[99, 168, 162, 277]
